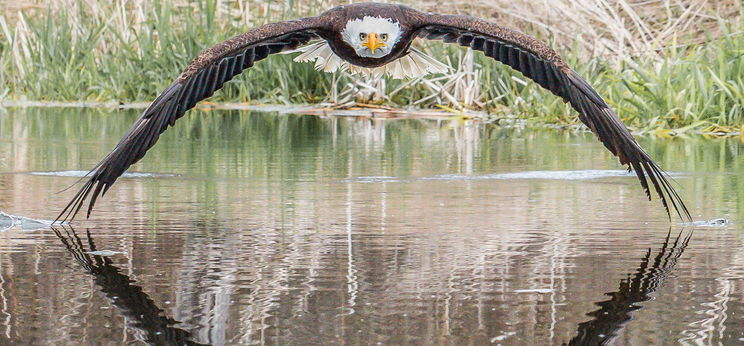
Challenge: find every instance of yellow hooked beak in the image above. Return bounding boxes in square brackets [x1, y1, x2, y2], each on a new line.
[362, 32, 386, 53]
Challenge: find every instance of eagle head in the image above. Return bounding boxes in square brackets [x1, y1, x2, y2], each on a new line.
[341, 16, 401, 59]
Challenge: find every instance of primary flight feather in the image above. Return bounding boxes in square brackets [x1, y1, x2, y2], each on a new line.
[56, 2, 691, 222]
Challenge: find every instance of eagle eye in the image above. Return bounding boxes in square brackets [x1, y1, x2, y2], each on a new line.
[359, 33, 367, 41]
[380, 33, 388, 41]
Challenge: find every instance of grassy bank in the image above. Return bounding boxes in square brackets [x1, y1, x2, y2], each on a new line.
[0, 0, 742, 132]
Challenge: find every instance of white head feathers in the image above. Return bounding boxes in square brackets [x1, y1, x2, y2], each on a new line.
[341, 16, 401, 58]
[288, 15, 450, 79]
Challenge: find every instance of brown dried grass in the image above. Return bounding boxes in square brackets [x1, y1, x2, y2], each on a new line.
[2, 0, 739, 62]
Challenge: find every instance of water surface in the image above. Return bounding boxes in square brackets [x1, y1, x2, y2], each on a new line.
[0, 108, 742, 344]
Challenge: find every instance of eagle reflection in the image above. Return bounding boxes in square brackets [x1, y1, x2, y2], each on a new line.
[51, 225, 208, 346]
[568, 230, 693, 345]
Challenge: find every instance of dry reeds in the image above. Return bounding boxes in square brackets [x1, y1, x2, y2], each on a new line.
[3, 0, 737, 61]
[418, 0, 741, 62]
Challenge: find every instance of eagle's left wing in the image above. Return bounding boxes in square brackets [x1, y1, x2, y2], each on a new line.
[414, 13, 691, 221]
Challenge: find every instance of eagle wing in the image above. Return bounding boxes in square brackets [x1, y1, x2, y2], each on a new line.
[57, 18, 325, 222]
[415, 14, 690, 221]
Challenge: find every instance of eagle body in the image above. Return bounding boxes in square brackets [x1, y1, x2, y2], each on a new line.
[316, 4, 420, 68]
[57, 2, 691, 222]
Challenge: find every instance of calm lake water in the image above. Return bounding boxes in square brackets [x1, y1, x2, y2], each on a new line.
[0, 107, 742, 345]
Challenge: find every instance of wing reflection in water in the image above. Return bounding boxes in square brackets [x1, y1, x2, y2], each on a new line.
[568, 229, 693, 345]
[51, 225, 208, 346]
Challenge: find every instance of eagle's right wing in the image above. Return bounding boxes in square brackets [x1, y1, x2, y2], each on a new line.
[57, 17, 326, 222]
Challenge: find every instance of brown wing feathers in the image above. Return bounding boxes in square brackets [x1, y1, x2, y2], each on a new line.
[57, 6, 689, 222]
[419, 16, 690, 221]
[56, 23, 320, 222]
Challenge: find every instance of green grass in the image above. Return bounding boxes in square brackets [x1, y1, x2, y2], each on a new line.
[0, 0, 742, 132]
[473, 23, 744, 132]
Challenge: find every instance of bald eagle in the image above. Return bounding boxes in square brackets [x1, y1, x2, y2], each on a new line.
[56, 2, 691, 222]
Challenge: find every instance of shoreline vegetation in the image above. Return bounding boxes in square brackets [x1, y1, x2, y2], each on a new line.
[1, 100, 741, 138]
[0, 0, 742, 135]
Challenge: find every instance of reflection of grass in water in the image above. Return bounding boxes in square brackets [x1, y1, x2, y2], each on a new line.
[0, 1, 742, 130]
[3, 107, 743, 220]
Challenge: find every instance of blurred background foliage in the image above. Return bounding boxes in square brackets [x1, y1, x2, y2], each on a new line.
[0, 0, 742, 131]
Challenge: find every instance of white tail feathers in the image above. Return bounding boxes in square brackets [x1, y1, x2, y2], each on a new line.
[289, 41, 449, 79]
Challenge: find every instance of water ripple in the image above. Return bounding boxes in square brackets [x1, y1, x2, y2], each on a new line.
[420, 170, 637, 181]
[0, 211, 52, 231]
[343, 170, 645, 184]
[686, 219, 731, 228]
[29, 170, 176, 178]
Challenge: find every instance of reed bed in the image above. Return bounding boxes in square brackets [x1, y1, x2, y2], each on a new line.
[0, 0, 742, 131]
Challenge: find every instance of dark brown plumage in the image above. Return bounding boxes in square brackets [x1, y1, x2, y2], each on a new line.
[56, 2, 691, 222]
